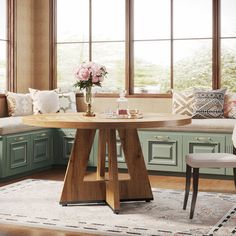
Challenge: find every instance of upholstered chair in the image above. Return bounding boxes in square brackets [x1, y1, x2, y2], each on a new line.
[183, 153, 236, 219]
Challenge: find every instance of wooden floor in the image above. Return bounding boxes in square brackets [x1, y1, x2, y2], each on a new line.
[0, 167, 235, 236]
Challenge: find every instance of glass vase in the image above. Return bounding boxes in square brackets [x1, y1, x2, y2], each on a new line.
[83, 86, 95, 117]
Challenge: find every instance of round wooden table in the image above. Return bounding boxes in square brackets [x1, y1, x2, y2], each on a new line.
[23, 112, 191, 213]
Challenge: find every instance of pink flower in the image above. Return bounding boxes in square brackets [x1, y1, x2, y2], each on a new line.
[75, 67, 90, 81]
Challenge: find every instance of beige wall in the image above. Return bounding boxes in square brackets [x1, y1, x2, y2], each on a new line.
[16, 0, 34, 92]
[16, 0, 50, 92]
[77, 97, 172, 113]
[15, 0, 172, 113]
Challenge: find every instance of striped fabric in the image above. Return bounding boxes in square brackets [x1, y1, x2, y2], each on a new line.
[172, 90, 194, 116]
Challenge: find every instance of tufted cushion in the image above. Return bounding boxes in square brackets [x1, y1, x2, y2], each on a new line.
[0, 117, 42, 135]
[6, 92, 33, 117]
[186, 153, 236, 168]
[192, 88, 227, 119]
[172, 90, 194, 116]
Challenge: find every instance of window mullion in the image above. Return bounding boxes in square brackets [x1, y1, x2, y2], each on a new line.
[212, 0, 221, 89]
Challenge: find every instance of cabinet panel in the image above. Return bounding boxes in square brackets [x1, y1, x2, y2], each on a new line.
[6, 134, 31, 176]
[55, 129, 94, 166]
[225, 133, 235, 176]
[31, 130, 53, 169]
[141, 131, 182, 172]
[183, 134, 226, 175]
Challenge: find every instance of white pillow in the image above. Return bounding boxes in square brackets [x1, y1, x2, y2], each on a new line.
[58, 91, 77, 113]
[6, 92, 33, 117]
[29, 88, 60, 114]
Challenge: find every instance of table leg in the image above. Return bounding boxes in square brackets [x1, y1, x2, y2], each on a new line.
[60, 129, 106, 204]
[106, 129, 120, 213]
[96, 129, 106, 179]
[118, 129, 153, 201]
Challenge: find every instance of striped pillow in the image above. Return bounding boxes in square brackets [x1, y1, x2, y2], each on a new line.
[172, 90, 194, 116]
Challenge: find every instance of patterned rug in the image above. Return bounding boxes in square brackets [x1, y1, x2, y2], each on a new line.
[0, 179, 235, 236]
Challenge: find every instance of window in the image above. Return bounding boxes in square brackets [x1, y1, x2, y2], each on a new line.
[221, 0, 236, 92]
[55, 0, 236, 96]
[0, 0, 7, 91]
[56, 0, 125, 93]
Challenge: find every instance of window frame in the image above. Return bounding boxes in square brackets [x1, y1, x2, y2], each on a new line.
[53, 0, 225, 98]
[0, 0, 15, 92]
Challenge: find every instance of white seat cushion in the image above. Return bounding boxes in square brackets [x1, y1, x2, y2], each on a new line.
[186, 153, 236, 168]
[0, 117, 42, 135]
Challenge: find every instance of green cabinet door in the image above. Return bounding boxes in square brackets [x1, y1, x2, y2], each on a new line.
[141, 131, 183, 172]
[183, 133, 226, 175]
[54, 129, 94, 166]
[6, 133, 31, 176]
[31, 130, 53, 169]
[225, 133, 235, 176]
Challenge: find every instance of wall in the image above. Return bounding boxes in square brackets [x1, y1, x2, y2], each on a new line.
[16, 0, 34, 92]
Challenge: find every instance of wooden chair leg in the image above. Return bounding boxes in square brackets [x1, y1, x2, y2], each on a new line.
[233, 168, 236, 188]
[183, 164, 191, 210]
[190, 168, 199, 219]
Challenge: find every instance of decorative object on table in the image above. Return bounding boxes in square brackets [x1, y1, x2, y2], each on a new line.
[1, 179, 236, 236]
[74, 61, 108, 117]
[116, 90, 128, 117]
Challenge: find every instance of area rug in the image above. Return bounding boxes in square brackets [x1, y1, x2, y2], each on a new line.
[0, 179, 235, 236]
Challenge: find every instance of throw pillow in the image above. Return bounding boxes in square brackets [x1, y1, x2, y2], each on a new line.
[29, 88, 60, 114]
[58, 91, 77, 113]
[192, 88, 227, 119]
[6, 92, 33, 117]
[224, 93, 236, 118]
[172, 90, 194, 116]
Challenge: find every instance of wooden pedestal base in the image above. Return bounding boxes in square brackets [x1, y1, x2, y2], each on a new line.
[60, 128, 153, 213]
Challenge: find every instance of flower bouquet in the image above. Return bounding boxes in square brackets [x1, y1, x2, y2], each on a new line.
[74, 62, 108, 116]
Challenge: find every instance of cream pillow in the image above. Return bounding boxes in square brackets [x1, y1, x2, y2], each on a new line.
[6, 92, 33, 117]
[172, 90, 194, 116]
[29, 88, 60, 114]
[58, 91, 77, 113]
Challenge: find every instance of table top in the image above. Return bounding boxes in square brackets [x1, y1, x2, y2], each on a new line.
[22, 112, 191, 129]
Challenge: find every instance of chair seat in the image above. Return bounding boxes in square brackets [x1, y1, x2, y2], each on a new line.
[186, 153, 236, 168]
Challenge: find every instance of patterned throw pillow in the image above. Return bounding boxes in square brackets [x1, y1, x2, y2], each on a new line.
[58, 92, 77, 113]
[192, 88, 227, 119]
[29, 88, 60, 114]
[224, 93, 236, 118]
[6, 92, 33, 117]
[172, 90, 194, 116]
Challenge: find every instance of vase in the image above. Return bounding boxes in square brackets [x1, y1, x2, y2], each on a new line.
[83, 86, 95, 117]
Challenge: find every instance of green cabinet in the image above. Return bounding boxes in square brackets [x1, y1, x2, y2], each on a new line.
[54, 129, 94, 166]
[31, 130, 53, 170]
[0, 129, 53, 178]
[183, 133, 226, 175]
[141, 131, 182, 172]
[6, 133, 31, 176]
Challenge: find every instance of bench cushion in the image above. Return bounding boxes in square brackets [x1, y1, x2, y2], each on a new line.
[141, 118, 236, 133]
[0, 117, 42, 135]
